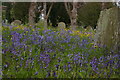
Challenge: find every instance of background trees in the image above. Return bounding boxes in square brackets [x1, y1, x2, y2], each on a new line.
[77, 3, 101, 29]
[2, 2, 114, 29]
[77, 2, 113, 29]
[2, 2, 13, 23]
[29, 2, 37, 26]
[43, 2, 53, 29]
[49, 2, 70, 27]
[12, 2, 30, 24]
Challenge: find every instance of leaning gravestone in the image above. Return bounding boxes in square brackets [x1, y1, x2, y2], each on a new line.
[11, 20, 22, 26]
[94, 7, 120, 53]
[57, 22, 66, 30]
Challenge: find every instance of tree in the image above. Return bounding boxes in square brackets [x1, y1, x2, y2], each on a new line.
[77, 2, 114, 29]
[64, 1, 84, 30]
[29, 2, 37, 26]
[35, 2, 43, 23]
[77, 3, 101, 29]
[43, 2, 53, 29]
[101, 2, 114, 10]
[2, 2, 13, 23]
[12, 2, 30, 24]
[64, 2, 77, 30]
[49, 2, 70, 28]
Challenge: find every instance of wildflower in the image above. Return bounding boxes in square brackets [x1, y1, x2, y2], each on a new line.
[76, 30, 79, 33]
[94, 45, 98, 48]
[46, 71, 50, 77]
[34, 72, 38, 75]
[53, 71, 57, 77]
[4, 64, 8, 68]
[86, 33, 90, 37]
[26, 31, 28, 33]
[90, 43, 94, 45]
[64, 29, 67, 31]
[32, 29, 35, 31]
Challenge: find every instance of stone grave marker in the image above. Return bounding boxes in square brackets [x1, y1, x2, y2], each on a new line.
[57, 22, 66, 30]
[11, 20, 22, 26]
[85, 26, 93, 31]
[94, 7, 120, 52]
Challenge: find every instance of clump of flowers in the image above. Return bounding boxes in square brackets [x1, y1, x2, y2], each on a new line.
[2, 25, 120, 78]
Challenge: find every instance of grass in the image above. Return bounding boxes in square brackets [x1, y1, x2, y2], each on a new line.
[2, 24, 120, 78]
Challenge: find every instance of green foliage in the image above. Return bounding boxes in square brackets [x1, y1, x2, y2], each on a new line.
[35, 20, 44, 29]
[2, 10, 6, 20]
[2, 2, 13, 23]
[77, 3, 101, 28]
[49, 2, 70, 27]
[11, 2, 30, 23]
[35, 20, 58, 30]
[77, 2, 114, 29]
[104, 2, 115, 9]
[35, 3, 43, 23]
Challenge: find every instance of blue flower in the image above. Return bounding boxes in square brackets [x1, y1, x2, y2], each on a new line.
[34, 72, 38, 75]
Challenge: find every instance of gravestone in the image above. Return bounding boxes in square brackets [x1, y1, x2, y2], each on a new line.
[57, 22, 67, 37]
[57, 22, 66, 30]
[85, 26, 93, 31]
[94, 7, 120, 52]
[11, 20, 22, 26]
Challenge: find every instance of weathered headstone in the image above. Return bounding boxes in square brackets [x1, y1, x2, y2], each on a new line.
[57, 22, 67, 36]
[94, 7, 120, 53]
[57, 22, 66, 30]
[85, 26, 93, 31]
[11, 20, 22, 26]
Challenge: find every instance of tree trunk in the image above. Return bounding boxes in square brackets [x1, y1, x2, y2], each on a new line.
[70, 2, 77, 30]
[64, 2, 78, 30]
[43, 2, 47, 29]
[29, 2, 37, 26]
[43, 2, 53, 29]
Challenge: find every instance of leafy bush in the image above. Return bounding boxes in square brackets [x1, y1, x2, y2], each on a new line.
[77, 2, 114, 29]
[77, 3, 101, 28]
[11, 2, 30, 23]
